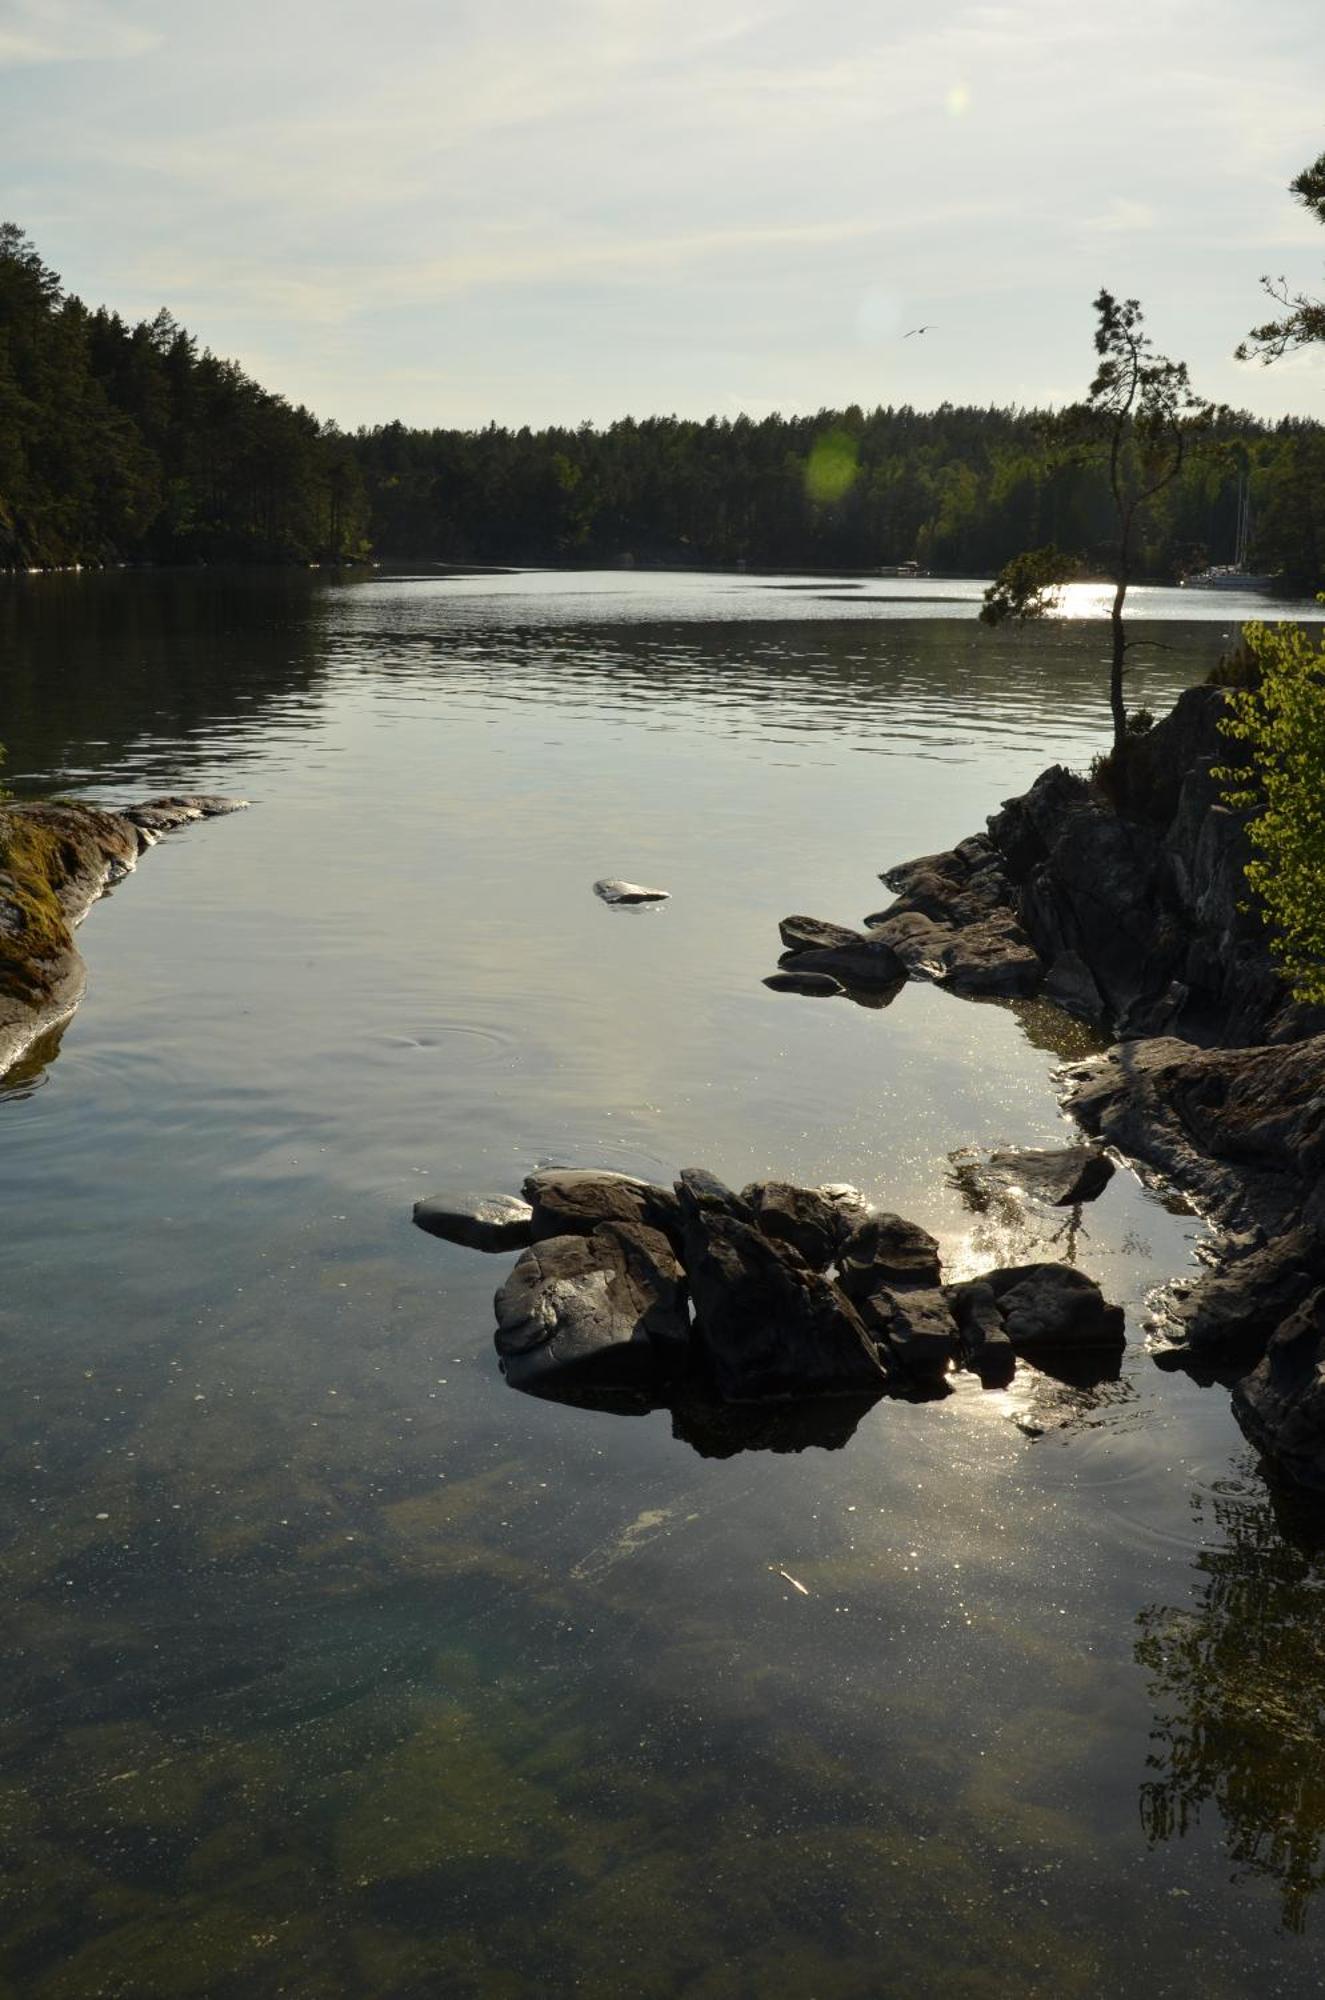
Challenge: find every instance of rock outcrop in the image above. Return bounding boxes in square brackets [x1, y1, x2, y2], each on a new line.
[0, 793, 246, 1080]
[842, 681, 1325, 1492]
[411, 1162, 1126, 1430]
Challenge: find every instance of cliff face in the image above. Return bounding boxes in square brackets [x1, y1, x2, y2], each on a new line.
[0, 795, 246, 1079]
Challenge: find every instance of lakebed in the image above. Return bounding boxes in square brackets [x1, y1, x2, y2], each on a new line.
[3, 567, 1325, 1997]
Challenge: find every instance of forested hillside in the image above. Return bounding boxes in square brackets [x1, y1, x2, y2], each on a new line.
[3, 224, 1323, 585]
[0, 226, 368, 567]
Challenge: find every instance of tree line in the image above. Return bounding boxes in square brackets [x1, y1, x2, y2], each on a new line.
[2, 220, 1322, 586]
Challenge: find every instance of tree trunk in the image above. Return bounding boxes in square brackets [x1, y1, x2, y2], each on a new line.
[1109, 572, 1128, 760]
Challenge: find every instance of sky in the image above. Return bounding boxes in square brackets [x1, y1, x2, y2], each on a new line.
[2, 0, 1322, 431]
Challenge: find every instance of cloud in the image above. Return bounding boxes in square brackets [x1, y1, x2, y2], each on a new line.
[0, 0, 159, 66]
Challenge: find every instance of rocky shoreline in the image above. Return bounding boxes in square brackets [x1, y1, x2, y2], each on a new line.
[0, 793, 247, 1079]
[778, 682, 1325, 1493]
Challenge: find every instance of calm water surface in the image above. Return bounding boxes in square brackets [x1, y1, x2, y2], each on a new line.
[3, 569, 1325, 1998]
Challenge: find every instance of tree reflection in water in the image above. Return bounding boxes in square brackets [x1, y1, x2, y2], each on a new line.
[1136, 1472, 1325, 1932]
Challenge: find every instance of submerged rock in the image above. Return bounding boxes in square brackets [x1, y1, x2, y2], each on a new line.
[985, 1143, 1116, 1207]
[412, 1191, 533, 1252]
[593, 878, 670, 905]
[494, 1222, 689, 1398]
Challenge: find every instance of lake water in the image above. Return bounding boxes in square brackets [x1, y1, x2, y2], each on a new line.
[3, 568, 1325, 1998]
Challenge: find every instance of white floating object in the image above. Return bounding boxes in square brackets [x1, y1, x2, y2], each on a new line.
[593, 878, 670, 905]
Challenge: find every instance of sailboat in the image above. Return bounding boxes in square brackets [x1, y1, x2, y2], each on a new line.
[1181, 475, 1276, 591]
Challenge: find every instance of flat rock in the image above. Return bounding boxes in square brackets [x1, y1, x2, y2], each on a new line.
[778, 915, 867, 956]
[679, 1190, 887, 1403]
[837, 1213, 943, 1298]
[523, 1168, 682, 1248]
[494, 1222, 689, 1397]
[763, 969, 844, 997]
[985, 1144, 1116, 1207]
[593, 878, 670, 904]
[777, 935, 907, 993]
[412, 1190, 533, 1252]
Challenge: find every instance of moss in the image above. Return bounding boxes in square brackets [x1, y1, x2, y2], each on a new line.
[0, 811, 75, 1000]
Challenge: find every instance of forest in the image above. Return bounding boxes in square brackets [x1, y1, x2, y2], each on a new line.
[2, 223, 1323, 587]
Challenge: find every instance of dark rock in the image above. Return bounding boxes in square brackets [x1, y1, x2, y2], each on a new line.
[837, 1213, 943, 1298]
[763, 970, 844, 997]
[593, 878, 669, 904]
[777, 935, 907, 993]
[1043, 950, 1106, 1022]
[740, 1180, 852, 1270]
[494, 1222, 689, 1398]
[1233, 1288, 1325, 1490]
[985, 1144, 1116, 1207]
[679, 1202, 887, 1403]
[861, 1286, 960, 1374]
[1158, 1230, 1325, 1361]
[412, 1191, 533, 1252]
[867, 836, 1045, 998]
[948, 1281, 1017, 1385]
[523, 1168, 682, 1248]
[1066, 1033, 1325, 1239]
[778, 914, 867, 955]
[956, 1263, 1126, 1350]
[675, 1167, 756, 1229]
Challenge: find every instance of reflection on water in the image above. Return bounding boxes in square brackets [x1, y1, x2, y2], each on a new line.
[1138, 1474, 1325, 1934]
[3, 566, 1325, 1993]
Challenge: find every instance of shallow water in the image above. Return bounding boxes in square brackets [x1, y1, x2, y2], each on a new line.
[3, 567, 1325, 1997]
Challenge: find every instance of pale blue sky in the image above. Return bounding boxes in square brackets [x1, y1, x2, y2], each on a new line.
[2, 0, 1322, 429]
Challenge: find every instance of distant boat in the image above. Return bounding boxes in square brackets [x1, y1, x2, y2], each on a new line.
[874, 561, 924, 578]
[1181, 474, 1276, 590]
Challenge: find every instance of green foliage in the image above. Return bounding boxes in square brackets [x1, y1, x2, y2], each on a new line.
[1219, 612, 1325, 1003]
[0, 223, 370, 568]
[978, 544, 1077, 624]
[1238, 148, 1325, 363]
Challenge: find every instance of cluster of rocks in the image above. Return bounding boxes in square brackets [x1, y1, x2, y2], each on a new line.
[770, 679, 1325, 1494]
[0, 794, 247, 1079]
[414, 1167, 1125, 1419]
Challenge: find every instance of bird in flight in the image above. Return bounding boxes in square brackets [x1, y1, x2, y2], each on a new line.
[902, 325, 933, 338]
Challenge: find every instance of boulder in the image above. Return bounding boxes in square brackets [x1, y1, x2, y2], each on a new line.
[523, 1168, 682, 1249]
[678, 1183, 887, 1402]
[412, 1191, 534, 1252]
[837, 1213, 943, 1298]
[950, 1263, 1125, 1351]
[1155, 1229, 1325, 1362]
[763, 969, 844, 997]
[494, 1222, 689, 1398]
[739, 1179, 856, 1270]
[984, 1144, 1116, 1207]
[948, 1280, 1017, 1386]
[860, 1287, 960, 1375]
[593, 878, 669, 904]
